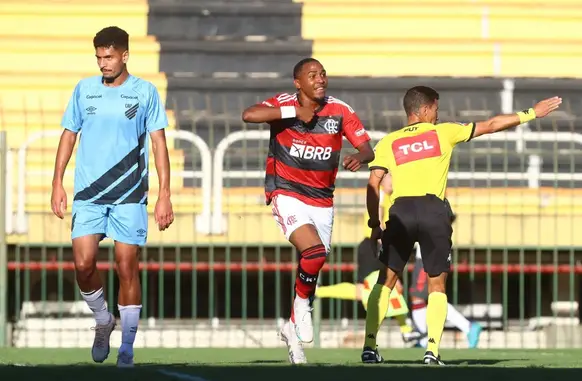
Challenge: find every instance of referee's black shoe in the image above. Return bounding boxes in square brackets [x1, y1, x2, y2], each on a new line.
[361, 346, 383, 364]
[423, 351, 445, 365]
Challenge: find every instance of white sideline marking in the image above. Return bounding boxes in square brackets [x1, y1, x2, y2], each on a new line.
[158, 369, 212, 381]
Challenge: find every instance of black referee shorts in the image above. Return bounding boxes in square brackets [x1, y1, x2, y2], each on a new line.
[379, 194, 453, 277]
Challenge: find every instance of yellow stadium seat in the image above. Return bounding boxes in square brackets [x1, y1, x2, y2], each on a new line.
[0, 110, 177, 150]
[0, 0, 195, 243]
[297, 0, 582, 4]
[0, 72, 168, 113]
[0, 0, 150, 38]
[313, 39, 582, 77]
[0, 36, 161, 74]
[301, 4, 582, 41]
[21, 185, 202, 212]
[298, 0, 582, 77]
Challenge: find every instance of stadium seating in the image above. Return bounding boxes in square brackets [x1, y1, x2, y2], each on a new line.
[297, 0, 582, 78]
[0, 0, 193, 243]
[3, 0, 582, 246]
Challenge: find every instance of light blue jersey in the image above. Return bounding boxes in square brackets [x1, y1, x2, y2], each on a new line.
[62, 74, 168, 245]
[61, 74, 168, 206]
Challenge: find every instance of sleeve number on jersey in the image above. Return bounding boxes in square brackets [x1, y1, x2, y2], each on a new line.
[392, 130, 442, 165]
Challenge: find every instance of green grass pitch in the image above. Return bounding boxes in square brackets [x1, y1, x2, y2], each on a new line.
[0, 348, 581, 381]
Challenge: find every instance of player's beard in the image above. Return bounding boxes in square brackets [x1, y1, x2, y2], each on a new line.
[102, 68, 124, 83]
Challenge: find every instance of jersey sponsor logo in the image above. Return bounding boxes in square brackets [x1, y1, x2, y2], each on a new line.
[86, 95, 102, 99]
[121, 94, 138, 100]
[392, 130, 442, 165]
[289, 143, 332, 160]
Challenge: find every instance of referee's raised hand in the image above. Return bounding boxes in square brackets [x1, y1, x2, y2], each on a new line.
[533, 96, 562, 118]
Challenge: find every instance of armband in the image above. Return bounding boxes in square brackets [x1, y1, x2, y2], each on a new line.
[517, 108, 536, 124]
[367, 219, 381, 229]
[280, 106, 297, 119]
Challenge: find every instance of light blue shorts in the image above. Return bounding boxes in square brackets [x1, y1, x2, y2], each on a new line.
[71, 203, 148, 246]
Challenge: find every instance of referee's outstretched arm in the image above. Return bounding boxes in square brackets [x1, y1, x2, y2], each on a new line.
[471, 96, 562, 139]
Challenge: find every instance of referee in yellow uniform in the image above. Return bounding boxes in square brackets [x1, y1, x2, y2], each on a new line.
[361, 86, 561, 365]
[314, 175, 421, 344]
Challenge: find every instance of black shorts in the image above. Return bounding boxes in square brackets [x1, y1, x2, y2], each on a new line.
[409, 256, 429, 300]
[379, 194, 452, 277]
[356, 238, 382, 283]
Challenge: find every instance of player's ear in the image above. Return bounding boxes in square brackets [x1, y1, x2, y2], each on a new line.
[420, 104, 429, 119]
[293, 78, 301, 91]
[122, 50, 129, 64]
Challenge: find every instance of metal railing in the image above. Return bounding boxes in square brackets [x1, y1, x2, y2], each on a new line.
[210, 129, 582, 234]
[12, 127, 582, 236]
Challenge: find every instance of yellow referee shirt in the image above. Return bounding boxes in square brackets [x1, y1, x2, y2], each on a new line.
[369, 122, 474, 201]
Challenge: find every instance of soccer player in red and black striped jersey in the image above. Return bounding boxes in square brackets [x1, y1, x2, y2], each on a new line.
[242, 58, 375, 364]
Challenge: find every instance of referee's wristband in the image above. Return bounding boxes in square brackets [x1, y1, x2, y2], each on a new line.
[367, 219, 381, 229]
[517, 108, 536, 124]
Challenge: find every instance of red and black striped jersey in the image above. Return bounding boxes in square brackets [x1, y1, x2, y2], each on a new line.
[261, 92, 371, 207]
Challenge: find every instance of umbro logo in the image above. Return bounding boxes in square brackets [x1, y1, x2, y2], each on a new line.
[86, 106, 96, 115]
[428, 338, 436, 344]
[125, 103, 139, 120]
[367, 334, 375, 339]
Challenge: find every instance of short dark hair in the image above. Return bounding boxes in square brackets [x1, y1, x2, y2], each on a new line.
[403, 86, 440, 116]
[293, 58, 320, 79]
[93, 26, 129, 51]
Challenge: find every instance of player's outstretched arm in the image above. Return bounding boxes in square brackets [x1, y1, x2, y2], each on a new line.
[242, 104, 285, 123]
[242, 104, 314, 124]
[51, 130, 77, 219]
[472, 96, 562, 139]
[151, 129, 174, 231]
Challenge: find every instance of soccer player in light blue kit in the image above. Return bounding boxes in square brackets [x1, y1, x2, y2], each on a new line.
[51, 26, 174, 367]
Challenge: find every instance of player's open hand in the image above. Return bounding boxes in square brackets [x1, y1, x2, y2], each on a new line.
[50, 184, 67, 219]
[533, 96, 562, 118]
[342, 155, 362, 172]
[154, 196, 174, 231]
[295, 106, 315, 123]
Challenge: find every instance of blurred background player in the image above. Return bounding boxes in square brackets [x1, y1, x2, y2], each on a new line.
[241, 58, 375, 364]
[50, 26, 174, 367]
[315, 175, 422, 345]
[362, 86, 562, 365]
